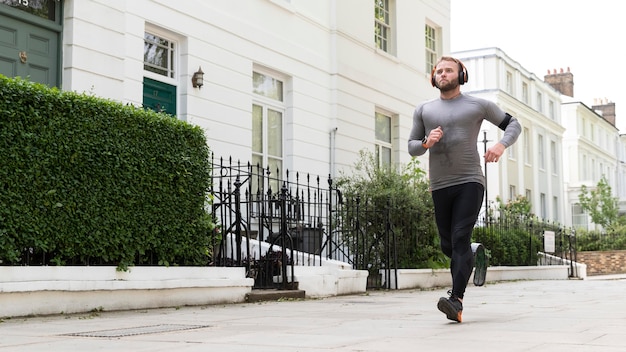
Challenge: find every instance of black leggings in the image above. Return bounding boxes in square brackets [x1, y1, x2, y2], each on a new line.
[432, 182, 484, 299]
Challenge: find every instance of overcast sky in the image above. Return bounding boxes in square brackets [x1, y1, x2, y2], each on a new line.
[450, 0, 626, 132]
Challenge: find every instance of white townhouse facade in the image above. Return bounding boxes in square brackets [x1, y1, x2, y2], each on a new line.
[452, 48, 566, 223]
[618, 134, 626, 215]
[561, 99, 621, 230]
[0, 0, 453, 180]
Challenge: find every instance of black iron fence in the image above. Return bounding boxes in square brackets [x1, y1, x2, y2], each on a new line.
[209, 157, 579, 289]
[473, 212, 578, 277]
[209, 156, 405, 289]
[209, 157, 336, 289]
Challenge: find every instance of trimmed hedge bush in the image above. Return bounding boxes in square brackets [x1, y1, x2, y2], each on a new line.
[0, 75, 215, 270]
[472, 226, 541, 266]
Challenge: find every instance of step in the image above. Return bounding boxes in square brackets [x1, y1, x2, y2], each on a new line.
[245, 289, 306, 303]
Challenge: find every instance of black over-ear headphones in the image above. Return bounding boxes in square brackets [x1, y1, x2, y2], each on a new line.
[431, 58, 468, 87]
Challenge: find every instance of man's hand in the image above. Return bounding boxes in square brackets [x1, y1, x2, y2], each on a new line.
[425, 126, 443, 148]
[485, 142, 505, 163]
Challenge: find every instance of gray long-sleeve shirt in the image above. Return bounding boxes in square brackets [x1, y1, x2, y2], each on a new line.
[408, 93, 521, 191]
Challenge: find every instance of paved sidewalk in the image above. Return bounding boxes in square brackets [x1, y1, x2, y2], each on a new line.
[1, 277, 625, 351]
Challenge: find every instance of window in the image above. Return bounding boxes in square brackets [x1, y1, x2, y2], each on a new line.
[252, 71, 284, 185]
[522, 82, 529, 104]
[509, 185, 516, 201]
[144, 32, 175, 78]
[548, 100, 555, 120]
[375, 111, 392, 168]
[540, 193, 546, 219]
[536, 92, 543, 112]
[1, 0, 58, 21]
[572, 204, 587, 229]
[553, 196, 559, 222]
[508, 136, 516, 160]
[599, 162, 604, 180]
[538, 134, 545, 169]
[374, 0, 392, 52]
[425, 24, 438, 73]
[591, 159, 596, 182]
[523, 127, 530, 164]
[525, 189, 532, 205]
[590, 124, 595, 142]
[505, 71, 513, 94]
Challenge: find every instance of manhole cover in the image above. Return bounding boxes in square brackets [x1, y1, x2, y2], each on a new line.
[65, 324, 211, 338]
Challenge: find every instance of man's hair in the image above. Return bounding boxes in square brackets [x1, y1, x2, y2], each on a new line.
[431, 56, 468, 86]
[436, 56, 462, 66]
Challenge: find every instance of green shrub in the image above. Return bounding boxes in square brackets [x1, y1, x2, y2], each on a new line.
[575, 229, 626, 251]
[473, 226, 540, 266]
[335, 151, 445, 269]
[0, 75, 215, 270]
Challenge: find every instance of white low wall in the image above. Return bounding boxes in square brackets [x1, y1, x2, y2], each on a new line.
[0, 262, 579, 318]
[0, 266, 253, 317]
[538, 252, 587, 279]
[382, 265, 571, 290]
[294, 266, 369, 298]
[0, 264, 369, 318]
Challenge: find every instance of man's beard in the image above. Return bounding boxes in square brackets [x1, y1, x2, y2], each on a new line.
[437, 79, 458, 92]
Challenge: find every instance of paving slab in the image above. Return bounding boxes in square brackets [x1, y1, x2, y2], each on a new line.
[0, 276, 624, 351]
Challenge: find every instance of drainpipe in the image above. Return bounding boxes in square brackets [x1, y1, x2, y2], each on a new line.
[329, 0, 338, 180]
[330, 127, 338, 179]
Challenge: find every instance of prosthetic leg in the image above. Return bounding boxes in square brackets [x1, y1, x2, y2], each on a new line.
[471, 242, 489, 286]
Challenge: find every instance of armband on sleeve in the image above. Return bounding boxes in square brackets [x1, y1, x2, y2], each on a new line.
[497, 112, 513, 131]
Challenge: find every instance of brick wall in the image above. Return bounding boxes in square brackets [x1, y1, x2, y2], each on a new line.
[576, 250, 626, 275]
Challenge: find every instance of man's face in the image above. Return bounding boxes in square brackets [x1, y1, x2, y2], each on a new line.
[433, 60, 459, 92]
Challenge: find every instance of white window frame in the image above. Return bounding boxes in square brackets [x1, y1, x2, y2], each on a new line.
[143, 25, 179, 86]
[523, 127, 531, 165]
[572, 204, 588, 229]
[375, 111, 393, 168]
[538, 134, 545, 170]
[375, 0, 395, 54]
[425, 23, 439, 73]
[536, 92, 543, 112]
[508, 135, 517, 160]
[252, 69, 285, 182]
[552, 196, 559, 222]
[509, 185, 516, 202]
[548, 100, 555, 120]
[505, 71, 513, 95]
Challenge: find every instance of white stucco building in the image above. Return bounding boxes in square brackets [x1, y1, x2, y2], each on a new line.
[453, 47, 566, 223]
[561, 100, 620, 230]
[1, 0, 453, 180]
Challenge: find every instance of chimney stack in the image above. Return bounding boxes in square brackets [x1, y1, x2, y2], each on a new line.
[544, 67, 574, 97]
[592, 98, 616, 127]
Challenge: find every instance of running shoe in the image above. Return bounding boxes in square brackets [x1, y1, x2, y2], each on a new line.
[437, 291, 463, 323]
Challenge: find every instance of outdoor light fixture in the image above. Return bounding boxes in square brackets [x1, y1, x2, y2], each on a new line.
[191, 66, 204, 89]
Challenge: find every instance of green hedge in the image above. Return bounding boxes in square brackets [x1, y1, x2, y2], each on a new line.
[472, 226, 541, 266]
[575, 230, 626, 251]
[0, 75, 215, 270]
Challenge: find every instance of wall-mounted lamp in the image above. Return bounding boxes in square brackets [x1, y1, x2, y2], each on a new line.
[191, 66, 204, 89]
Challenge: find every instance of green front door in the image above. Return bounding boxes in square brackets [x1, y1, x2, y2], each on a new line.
[143, 77, 177, 116]
[0, 2, 61, 87]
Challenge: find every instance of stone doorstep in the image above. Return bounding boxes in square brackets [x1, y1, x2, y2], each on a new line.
[245, 289, 306, 303]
